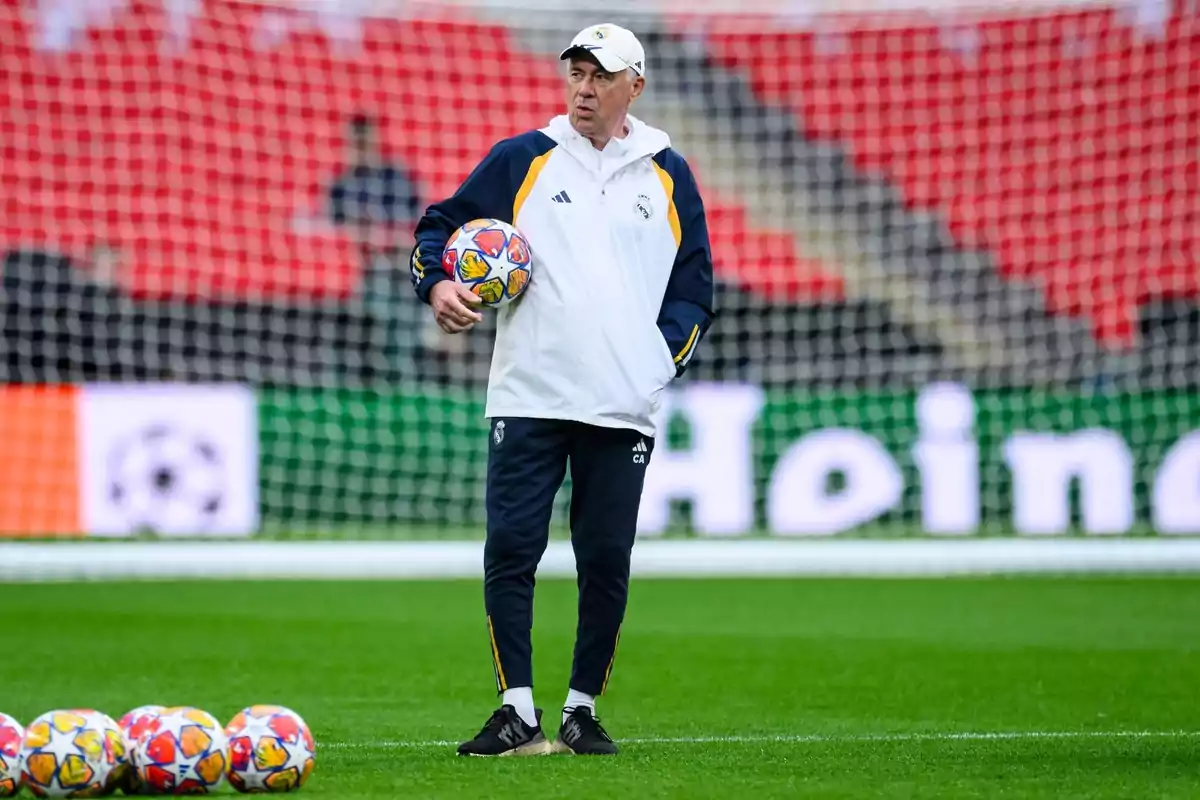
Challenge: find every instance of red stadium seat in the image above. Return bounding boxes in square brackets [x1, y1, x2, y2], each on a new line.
[0, 0, 837, 304]
[701, 8, 1200, 346]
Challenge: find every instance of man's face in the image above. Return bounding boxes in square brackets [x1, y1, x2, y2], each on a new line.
[350, 122, 377, 163]
[566, 57, 644, 141]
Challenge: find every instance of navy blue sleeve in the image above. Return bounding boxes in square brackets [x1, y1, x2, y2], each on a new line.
[410, 132, 556, 304]
[652, 148, 716, 377]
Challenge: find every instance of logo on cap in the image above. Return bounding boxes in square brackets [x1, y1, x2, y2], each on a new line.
[592, 26, 608, 40]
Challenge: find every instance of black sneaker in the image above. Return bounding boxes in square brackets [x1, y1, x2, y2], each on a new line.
[553, 706, 618, 755]
[457, 705, 551, 757]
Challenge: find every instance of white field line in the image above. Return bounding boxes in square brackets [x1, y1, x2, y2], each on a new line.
[322, 730, 1200, 750]
[7, 539, 1200, 581]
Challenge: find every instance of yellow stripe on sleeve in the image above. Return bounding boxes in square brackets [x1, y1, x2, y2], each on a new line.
[674, 324, 700, 364]
[652, 162, 682, 248]
[512, 150, 554, 222]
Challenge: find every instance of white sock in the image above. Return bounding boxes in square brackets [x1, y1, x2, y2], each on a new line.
[502, 687, 538, 728]
[563, 688, 596, 723]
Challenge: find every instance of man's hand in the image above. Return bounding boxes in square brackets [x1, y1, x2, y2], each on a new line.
[430, 279, 484, 333]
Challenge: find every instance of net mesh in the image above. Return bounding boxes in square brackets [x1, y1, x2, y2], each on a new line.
[0, 0, 1197, 540]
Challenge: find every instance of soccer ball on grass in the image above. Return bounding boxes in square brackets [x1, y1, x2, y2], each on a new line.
[131, 707, 227, 795]
[19, 709, 126, 798]
[116, 706, 165, 795]
[224, 705, 315, 793]
[0, 713, 23, 798]
[441, 218, 532, 308]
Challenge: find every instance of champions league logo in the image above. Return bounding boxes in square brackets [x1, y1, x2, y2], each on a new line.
[106, 424, 228, 535]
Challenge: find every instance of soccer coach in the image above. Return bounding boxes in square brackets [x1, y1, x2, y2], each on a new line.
[409, 23, 715, 757]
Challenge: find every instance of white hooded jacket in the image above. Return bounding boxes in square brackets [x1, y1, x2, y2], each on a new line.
[411, 114, 714, 437]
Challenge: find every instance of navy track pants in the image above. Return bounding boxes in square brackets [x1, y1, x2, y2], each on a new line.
[482, 416, 654, 697]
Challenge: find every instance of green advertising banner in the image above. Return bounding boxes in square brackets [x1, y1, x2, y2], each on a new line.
[259, 383, 1200, 537]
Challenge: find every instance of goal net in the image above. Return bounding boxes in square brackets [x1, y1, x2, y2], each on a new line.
[0, 0, 1197, 543]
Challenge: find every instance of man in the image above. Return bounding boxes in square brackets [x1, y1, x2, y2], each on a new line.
[327, 114, 447, 382]
[409, 23, 714, 757]
[328, 114, 422, 230]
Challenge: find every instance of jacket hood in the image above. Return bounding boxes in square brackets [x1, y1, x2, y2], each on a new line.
[542, 113, 671, 173]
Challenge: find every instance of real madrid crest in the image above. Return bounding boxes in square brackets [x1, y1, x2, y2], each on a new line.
[592, 26, 608, 40]
[494, 420, 506, 445]
[634, 193, 653, 220]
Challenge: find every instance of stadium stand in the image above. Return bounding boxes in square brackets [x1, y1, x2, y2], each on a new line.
[0, 0, 1197, 389]
[0, 0, 875, 387]
[0, 3, 829, 305]
[699, 7, 1200, 349]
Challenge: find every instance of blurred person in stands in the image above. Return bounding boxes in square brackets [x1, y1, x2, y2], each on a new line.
[327, 114, 445, 383]
[409, 23, 714, 757]
[329, 113, 422, 231]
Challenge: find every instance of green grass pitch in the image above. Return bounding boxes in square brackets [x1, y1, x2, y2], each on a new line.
[2, 576, 1197, 798]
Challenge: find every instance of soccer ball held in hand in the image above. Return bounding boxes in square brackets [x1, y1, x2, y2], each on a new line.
[441, 219, 532, 308]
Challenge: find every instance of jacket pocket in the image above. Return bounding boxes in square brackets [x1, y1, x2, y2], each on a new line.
[653, 327, 678, 385]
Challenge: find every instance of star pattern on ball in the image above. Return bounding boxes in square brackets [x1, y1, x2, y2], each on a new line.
[236, 762, 270, 791]
[138, 707, 227, 793]
[280, 735, 312, 773]
[173, 751, 204, 785]
[230, 719, 274, 792]
[23, 720, 99, 794]
[227, 708, 315, 793]
[41, 725, 86, 775]
[232, 717, 298, 791]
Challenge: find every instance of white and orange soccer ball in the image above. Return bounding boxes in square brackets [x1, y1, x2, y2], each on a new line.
[441, 218, 533, 308]
[116, 705, 165, 795]
[224, 705, 315, 794]
[19, 709, 125, 798]
[130, 707, 227, 795]
[0, 713, 23, 798]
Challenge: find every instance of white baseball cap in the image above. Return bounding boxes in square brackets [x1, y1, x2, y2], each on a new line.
[559, 23, 647, 77]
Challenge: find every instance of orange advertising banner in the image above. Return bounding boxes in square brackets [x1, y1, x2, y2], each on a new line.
[0, 385, 83, 537]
